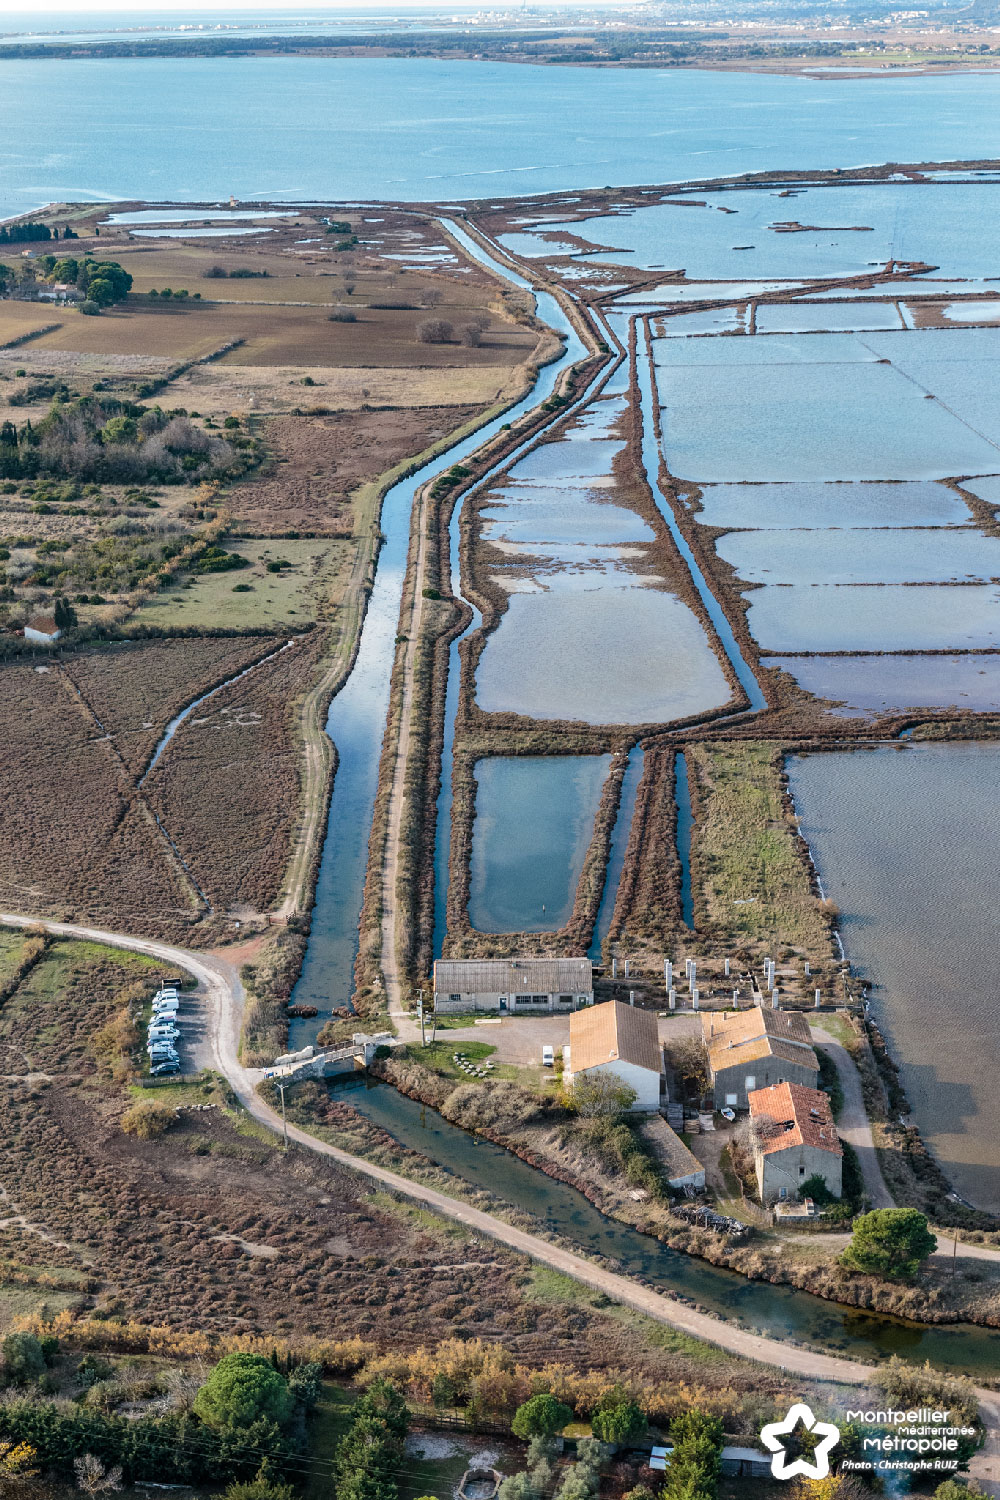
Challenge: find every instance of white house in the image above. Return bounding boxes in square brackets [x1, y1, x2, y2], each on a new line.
[432, 957, 593, 1014]
[567, 999, 663, 1112]
[24, 615, 61, 644]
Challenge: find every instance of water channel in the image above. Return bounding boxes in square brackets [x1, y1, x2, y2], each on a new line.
[338, 1075, 1000, 1377]
[291, 226, 586, 1034]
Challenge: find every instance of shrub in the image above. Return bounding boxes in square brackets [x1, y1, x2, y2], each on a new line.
[416, 318, 453, 344]
[80, 301, 100, 316]
[2, 1334, 45, 1386]
[329, 305, 357, 322]
[120, 1101, 176, 1140]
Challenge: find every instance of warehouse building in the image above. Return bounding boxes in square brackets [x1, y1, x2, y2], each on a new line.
[432, 957, 593, 1014]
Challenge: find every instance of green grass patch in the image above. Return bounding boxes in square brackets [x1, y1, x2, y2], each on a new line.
[0, 931, 30, 989]
[137, 536, 347, 630]
[524, 1266, 731, 1366]
[303, 1382, 359, 1500]
[809, 1012, 854, 1048]
[0, 1284, 83, 1331]
[407, 1039, 517, 1083]
[690, 743, 833, 960]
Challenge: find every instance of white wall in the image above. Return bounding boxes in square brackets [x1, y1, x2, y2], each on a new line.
[573, 1058, 661, 1112]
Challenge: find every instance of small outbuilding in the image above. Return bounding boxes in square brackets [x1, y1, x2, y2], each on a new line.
[24, 615, 61, 644]
[748, 1080, 842, 1203]
[720, 1447, 773, 1478]
[567, 999, 663, 1112]
[640, 1115, 705, 1190]
[703, 1004, 820, 1110]
[432, 957, 593, 1014]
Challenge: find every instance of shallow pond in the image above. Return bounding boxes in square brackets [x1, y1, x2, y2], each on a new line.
[655, 338, 1000, 482]
[767, 653, 1000, 716]
[717, 527, 1000, 584]
[481, 485, 654, 546]
[475, 585, 732, 724]
[790, 743, 1000, 1211]
[653, 307, 747, 337]
[590, 749, 645, 960]
[963, 475, 1000, 506]
[693, 481, 971, 529]
[509, 438, 626, 484]
[468, 755, 610, 932]
[755, 301, 904, 334]
[745, 584, 1000, 651]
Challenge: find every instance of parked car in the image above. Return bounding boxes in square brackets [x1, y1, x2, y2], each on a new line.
[147, 1044, 179, 1068]
[150, 1060, 180, 1077]
[148, 1028, 180, 1044]
[542, 1045, 555, 1068]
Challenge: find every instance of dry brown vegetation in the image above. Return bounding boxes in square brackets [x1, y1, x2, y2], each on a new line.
[0, 937, 795, 1402]
[0, 637, 300, 938]
[224, 405, 481, 536]
[145, 632, 327, 915]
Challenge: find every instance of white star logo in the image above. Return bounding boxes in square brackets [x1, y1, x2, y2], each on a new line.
[761, 1403, 841, 1481]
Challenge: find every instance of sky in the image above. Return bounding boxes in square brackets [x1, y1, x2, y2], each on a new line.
[0, 1, 490, 12]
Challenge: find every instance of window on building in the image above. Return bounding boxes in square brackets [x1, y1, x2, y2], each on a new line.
[744, 1075, 756, 1091]
[558, 994, 572, 1005]
[515, 994, 548, 1006]
[799, 1165, 806, 1177]
[449, 994, 461, 1004]
[725, 1093, 738, 1106]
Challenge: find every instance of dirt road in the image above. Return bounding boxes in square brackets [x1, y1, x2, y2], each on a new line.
[811, 1024, 894, 1210]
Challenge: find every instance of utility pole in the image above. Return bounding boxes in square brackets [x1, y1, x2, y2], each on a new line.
[278, 1081, 288, 1151]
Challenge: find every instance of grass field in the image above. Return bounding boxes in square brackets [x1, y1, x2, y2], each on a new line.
[137, 538, 351, 630]
[689, 742, 833, 961]
[27, 297, 536, 369]
[165, 360, 524, 417]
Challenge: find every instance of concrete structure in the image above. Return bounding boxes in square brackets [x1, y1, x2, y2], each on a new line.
[748, 1081, 842, 1203]
[432, 957, 593, 1014]
[567, 999, 662, 1112]
[24, 615, 61, 644]
[703, 1005, 819, 1110]
[640, 1115, 705, 1191]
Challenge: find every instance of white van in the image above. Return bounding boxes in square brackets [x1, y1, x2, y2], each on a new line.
[542, 1045, 555, 1068]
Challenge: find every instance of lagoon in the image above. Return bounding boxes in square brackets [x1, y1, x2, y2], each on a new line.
[7, 62, 1000, 218]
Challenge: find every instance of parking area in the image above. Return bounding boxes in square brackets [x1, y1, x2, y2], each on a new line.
[145, 977, 214, 1077]
[429, 1007, 703, 1068]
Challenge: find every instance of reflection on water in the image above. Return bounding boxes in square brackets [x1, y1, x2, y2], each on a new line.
[745, 583, 1000, 651]
[790, 743, 1000, 1210]
[766, 653, 1000, 717]
[718, 528, 1000, 585]
[468, 755, 610, 933]
[694, 481, 971, 530]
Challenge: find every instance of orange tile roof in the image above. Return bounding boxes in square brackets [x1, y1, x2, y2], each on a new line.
[702, 1005, 818, 1076]
[748, 1082, 842, 1157]
[570, 1000, 661, 1076]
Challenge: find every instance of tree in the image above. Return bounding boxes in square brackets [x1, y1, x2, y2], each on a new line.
[663, 1409, 723, 1500]
[591, 1398, 646, 1446]
[839, 1208, 937, 1281]
[223, 1472, 294, 1500]
[53, 597, 77, 630]
[800, 1174, 835, 1206]
[74, 1453, 123, 1494]
[571, 1073, 637, 1118]
[2, 1334, 45, 1386]
[511, 1393, 572, 1440]
[0, 1441, 38, 1495]
[192, 1354, 293, 1431]
[668, 1036, 709, 1100]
